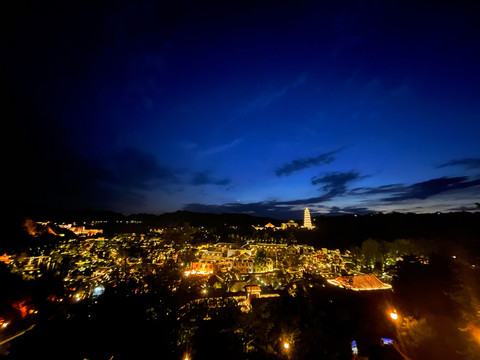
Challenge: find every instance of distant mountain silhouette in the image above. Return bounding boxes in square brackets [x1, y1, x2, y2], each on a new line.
[3, 206, 479, 255]
[7, 206, 284, 227]
[136, 210, 283, 228]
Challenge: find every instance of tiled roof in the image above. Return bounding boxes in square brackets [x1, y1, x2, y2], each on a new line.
[334, 274, 392, 291]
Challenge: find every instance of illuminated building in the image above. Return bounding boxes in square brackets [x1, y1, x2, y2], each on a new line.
[186, 261, 215, 275]
[281, 220, 299, 229]
[327, 274, 392, 291]
[0, 253, 12, 264]
[303, 207, 314, 229]
[233, 259, 254, 274]
[252, 223, 277, 230]
[59, 224, 103, 237]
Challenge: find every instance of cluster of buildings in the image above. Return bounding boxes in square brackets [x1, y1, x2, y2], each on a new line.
[58, 223, 104, 237]
[3, 224, 361, 301]
[4, 232, 180, 302]
[253, 207, 316, 230]
[2, 207, 394, 321]
[185, 241, 318, 276]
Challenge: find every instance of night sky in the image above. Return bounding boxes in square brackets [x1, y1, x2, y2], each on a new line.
[4, 1, 480, 219]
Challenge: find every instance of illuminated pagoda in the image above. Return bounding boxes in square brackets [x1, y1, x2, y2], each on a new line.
[302, 207, 314, 229]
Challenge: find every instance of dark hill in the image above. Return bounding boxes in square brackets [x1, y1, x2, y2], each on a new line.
[129, 210, 281, 228]
[3, 207, 479, 255]
[311, 211, 480, 252]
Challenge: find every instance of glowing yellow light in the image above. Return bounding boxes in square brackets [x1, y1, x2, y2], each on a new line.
[390, 311, 398, 320]
[283, 342, 290, 350]
[469, 325, 480, 344]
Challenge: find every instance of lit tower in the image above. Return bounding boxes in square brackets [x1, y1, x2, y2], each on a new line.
[303, 207, 313, 228]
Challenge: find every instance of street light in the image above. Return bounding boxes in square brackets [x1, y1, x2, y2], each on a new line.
[282, 341, 291, 359]
[386, 308, 409, 359]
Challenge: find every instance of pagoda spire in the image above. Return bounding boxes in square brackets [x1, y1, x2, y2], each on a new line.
[303, 207, 313, 228]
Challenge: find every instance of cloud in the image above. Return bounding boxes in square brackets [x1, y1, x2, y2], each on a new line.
[183, 200, 306, 219]
[183, 173, 480, 219]
[183, 170, 366, 219]
[104, 147, 180, 191]
[352, 176, 480, 202]
[311, 170, 365, 198]
[446, 205, 480, 212]
[437, 158, 480, 170]
[190, 171, 231, 186]
[182, 197, 374, 219]
[184, 177, 480, 219]
[240, 72, 307, 114]
[350, 184, 405, 196]
[275, 148, 344, 177]
[199, 138, 243, 157]
[383, 176, 480, 202]
[327, 206, 374, 216]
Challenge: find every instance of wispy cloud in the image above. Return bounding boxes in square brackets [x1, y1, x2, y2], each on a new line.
[199, 138, 243, 157]
[351, 176, 480, 202]
[383, 176, 480, 202]
[327, 206, 374, 216]
[240, 72, 307, 114]
[183, 199, 314, 219]
[184, 170, 365, 218]
[183, 170, 480, 219]
[275, 147, 345, 177]
[312, 170, 366, 199]
[437, 158, 480, 170]
[350, 184, 405, 196]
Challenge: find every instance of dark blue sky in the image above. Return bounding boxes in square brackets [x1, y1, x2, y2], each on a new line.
[5, 1, 480, 218]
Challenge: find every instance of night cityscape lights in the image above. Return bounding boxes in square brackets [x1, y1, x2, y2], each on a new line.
[1, 210, 479, 359]
[4, 0, 480, 358]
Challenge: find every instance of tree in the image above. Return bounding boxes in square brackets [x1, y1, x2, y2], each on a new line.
[254, 249, 268, 272]
[360, 238, 382, 270]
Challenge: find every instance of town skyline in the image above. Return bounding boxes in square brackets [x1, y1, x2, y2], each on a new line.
[1, 208, 479, 359]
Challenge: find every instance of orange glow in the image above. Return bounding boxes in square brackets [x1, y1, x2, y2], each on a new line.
[184, 269, 213, 277]
[47, 226, 57, 235]
[468, 325, 480, 344]
[22, 218, 38, 236]
[12, 300, 32, 319]
[390, 311, 398, 320]
[0, 253, 12, 264]
[0, 318, 9, 328]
